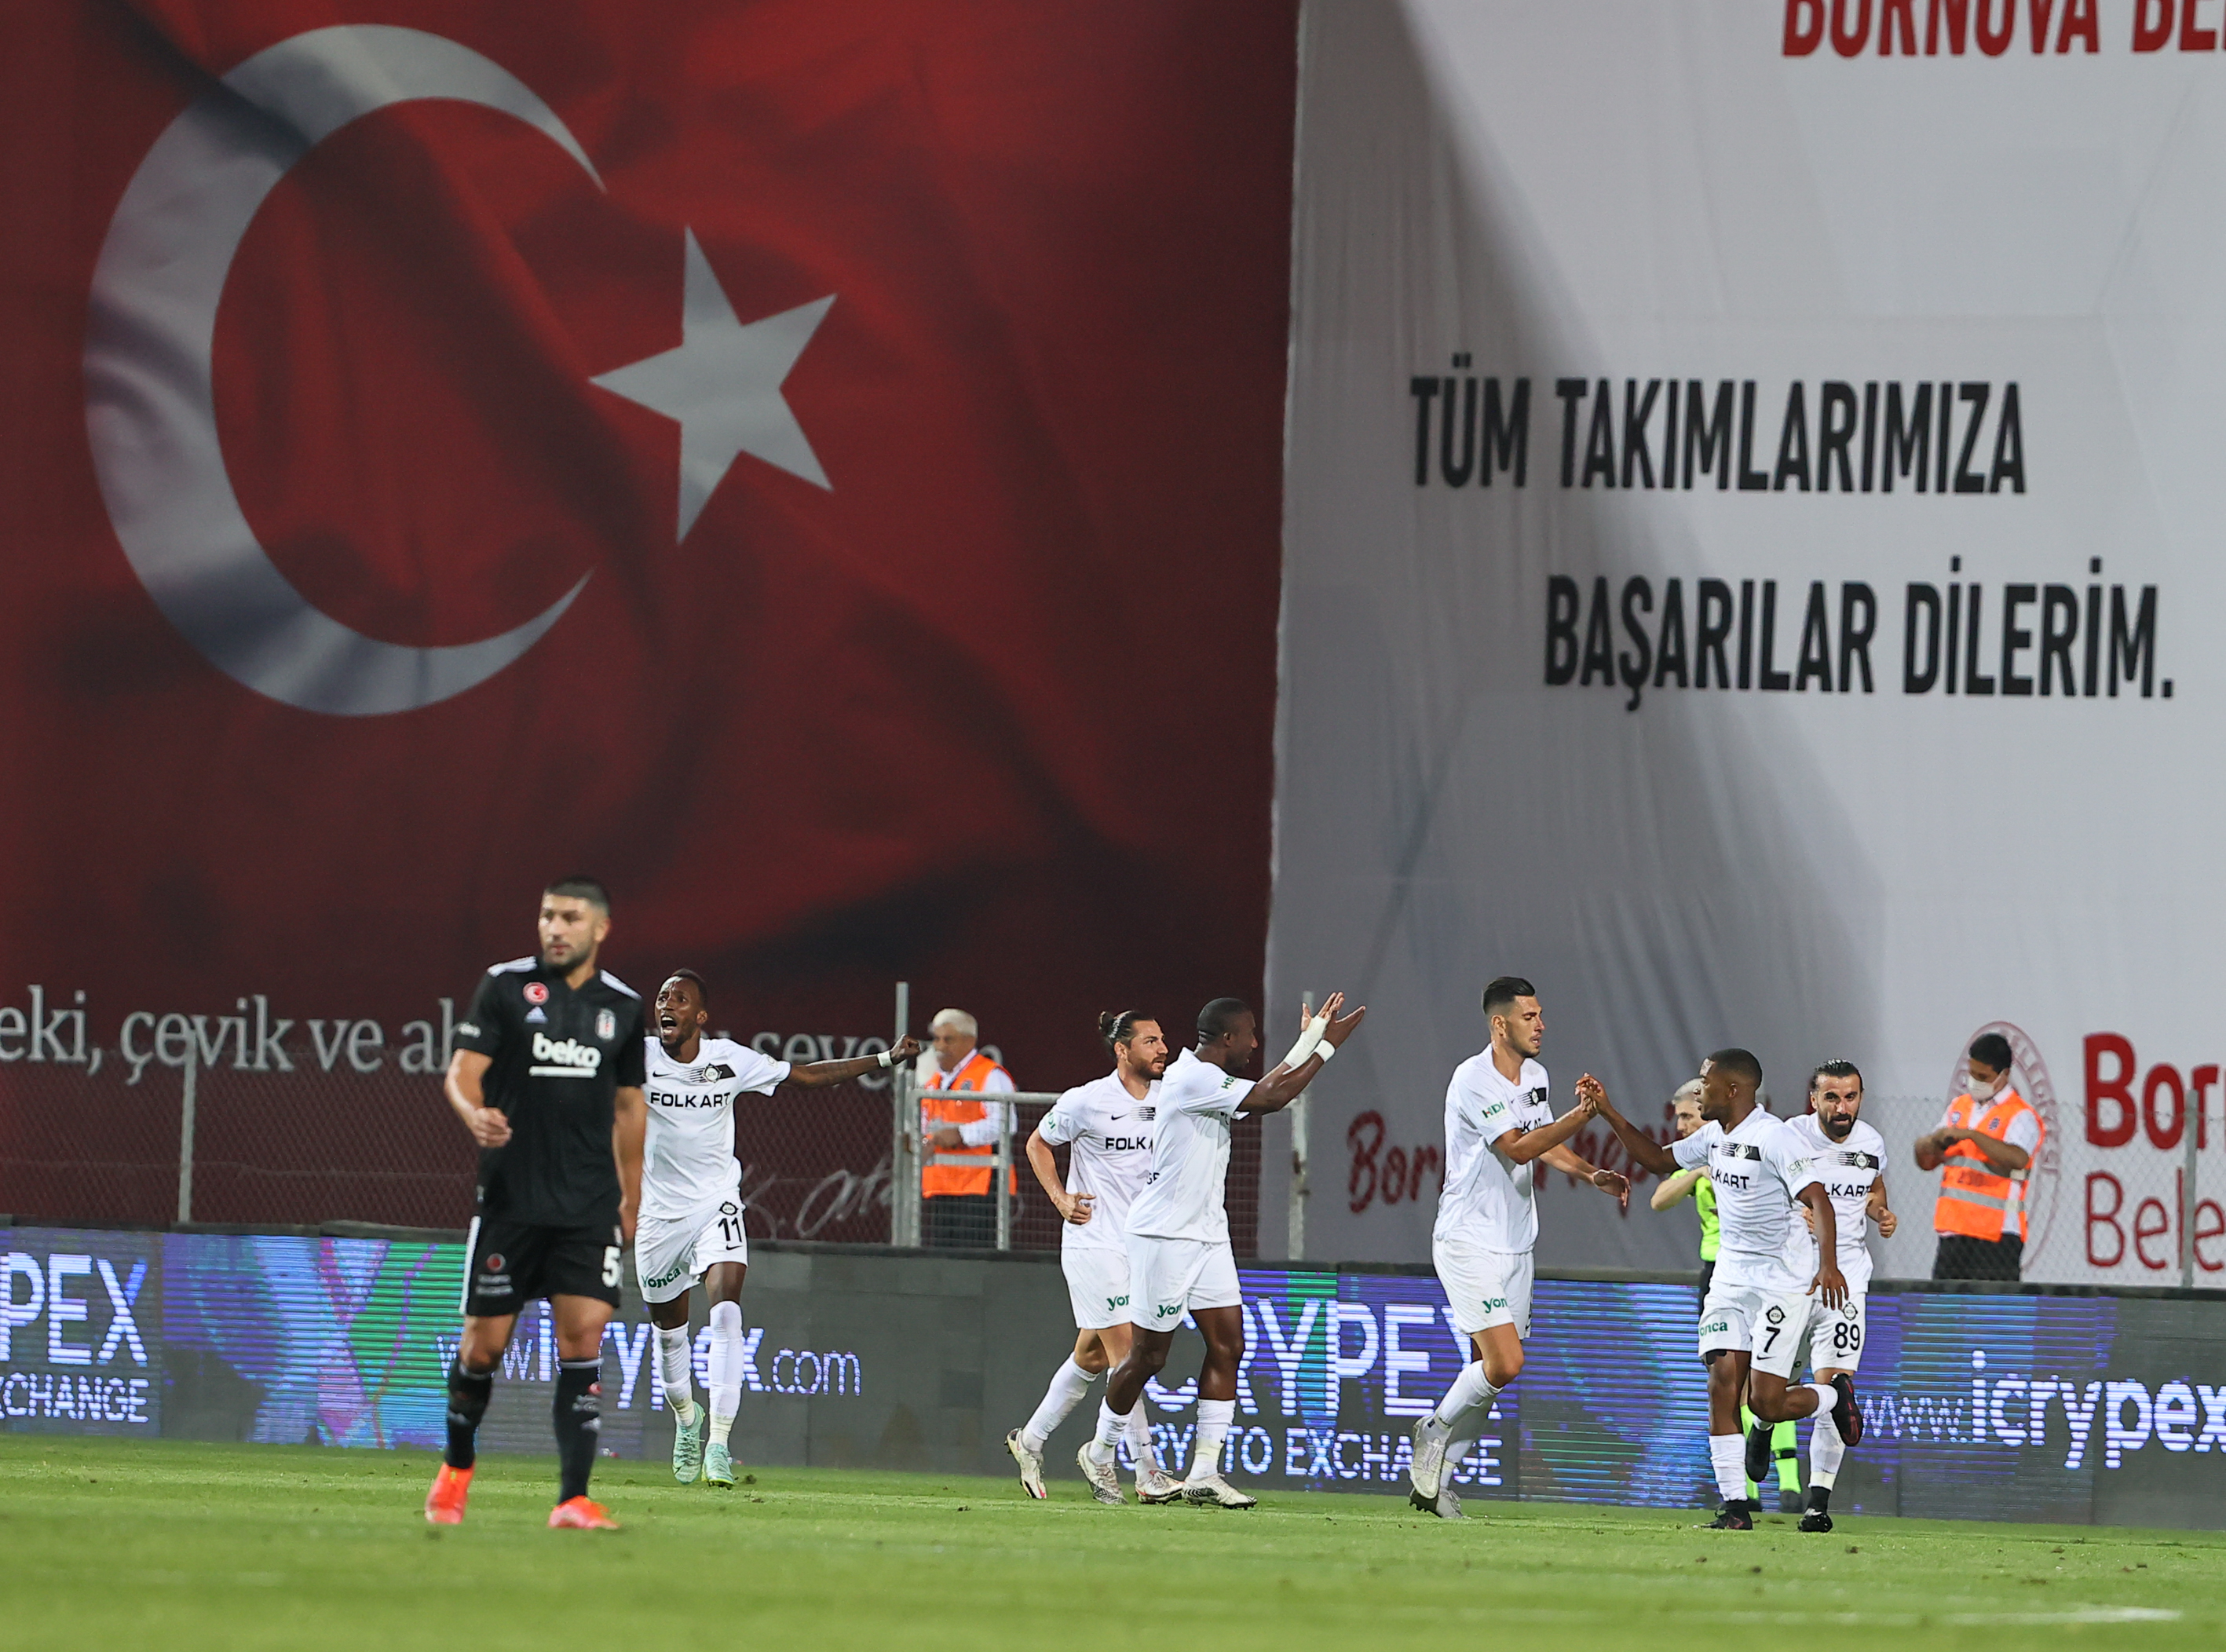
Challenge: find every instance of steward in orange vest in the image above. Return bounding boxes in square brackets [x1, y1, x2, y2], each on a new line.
[923, 1049, 1018, 1197]
[1914, 1032, 2041, 1282]
[919, 1011, 1014, 1250]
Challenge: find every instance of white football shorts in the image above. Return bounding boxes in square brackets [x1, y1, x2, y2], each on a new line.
[1798, 1289, 1869, 1376]
[1062, 1244, 1135, 1330]
[1126, 1234, 1241, 1331]
[634, 1200, 749, 1305]
[1698, 1271, 1812, 1378]
[1433, 1233, 1534, 1340]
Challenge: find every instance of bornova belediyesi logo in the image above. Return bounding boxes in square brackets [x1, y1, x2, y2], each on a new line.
[529, 1032, 603, 1078]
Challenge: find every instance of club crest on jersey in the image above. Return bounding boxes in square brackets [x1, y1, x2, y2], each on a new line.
[596, 1008, 617, 1041]
[525, 981, 549, 1005]
[693, 1063, 736, 1084]
[1766, 1305, 1786, 1325]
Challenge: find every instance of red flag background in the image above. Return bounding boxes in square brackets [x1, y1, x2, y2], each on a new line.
[0, 2, 1296, 1234]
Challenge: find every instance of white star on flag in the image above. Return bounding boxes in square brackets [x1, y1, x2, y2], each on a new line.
[591, 228, 834, 540]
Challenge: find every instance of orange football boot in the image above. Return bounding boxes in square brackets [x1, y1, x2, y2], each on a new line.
[547, 1495, 620, 1530]
[424, 1463, 473, 1525]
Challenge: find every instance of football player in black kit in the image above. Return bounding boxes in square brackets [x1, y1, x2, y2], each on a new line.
[426, 876, 648, 1530]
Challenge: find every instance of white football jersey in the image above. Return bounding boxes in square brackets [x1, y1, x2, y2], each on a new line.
[1780, 1113, 1885, 1292]
[1122, 1049, 1251, 1242]
[1036, 1070, 1158, 1253]
[1433, 1050, 1552, 1254]
[1671, 1106, 1818, 1292]
[639, 1036, 789, 1222]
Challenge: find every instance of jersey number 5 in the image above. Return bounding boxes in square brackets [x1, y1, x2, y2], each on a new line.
[601, 1245, 623, 1288]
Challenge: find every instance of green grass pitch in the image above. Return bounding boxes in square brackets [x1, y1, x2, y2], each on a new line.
[3, 1438, 2219, 1650]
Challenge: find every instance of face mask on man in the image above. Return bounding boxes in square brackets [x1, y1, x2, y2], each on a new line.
[1966, 1071, 2002, 1103]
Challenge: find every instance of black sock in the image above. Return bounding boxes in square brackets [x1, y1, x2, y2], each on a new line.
[1806, 1483, 1832, 1511]
[554, 1358, 602, 1502]
[444, 1359, 493, 1471]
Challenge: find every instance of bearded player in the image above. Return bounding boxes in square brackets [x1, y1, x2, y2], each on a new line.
[1005, 1011, 1180, 1504]
[426, 876, 646, 1530]
[642, 970, 921, 1486]
[1407, 977, 1628, 1519]
[1761, 1058, 1893, 1533]
[1585, 1051, 1864, 1530]
[1084, 993, 1365, 1508]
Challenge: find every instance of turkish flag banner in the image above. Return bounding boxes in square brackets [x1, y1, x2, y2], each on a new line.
[0, 3, 1294, 1234]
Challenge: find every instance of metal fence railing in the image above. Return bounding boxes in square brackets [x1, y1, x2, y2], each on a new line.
[0, 980, 1267, 1257]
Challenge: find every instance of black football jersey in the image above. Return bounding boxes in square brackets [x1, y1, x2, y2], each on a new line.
[455, 957, 648, 1226]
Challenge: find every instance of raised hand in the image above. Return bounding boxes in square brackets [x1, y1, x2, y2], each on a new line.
[1574, 1073, 1614, 1117]
[890, 1035, 923, 1063]
[1321, 997, 1365, 1047]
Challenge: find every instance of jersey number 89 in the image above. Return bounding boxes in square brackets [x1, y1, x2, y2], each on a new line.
[1830, 1317, 1862, 1356]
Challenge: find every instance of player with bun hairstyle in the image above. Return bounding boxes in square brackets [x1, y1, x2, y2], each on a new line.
[1005, 1011, 1180, 1503]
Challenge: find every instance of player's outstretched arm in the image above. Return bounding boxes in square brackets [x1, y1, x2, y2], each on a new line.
[1649, 1167, 1704, 1212]
[1576, 1074, 1680, 1177]
[444, 1049, 510, 1147]
[1799, 1182, 1846, 1307]
[613, 1084, 646, 1241]
[1493, 1096, 1598, 1166]
[784, 1034, 924, 1090]
[1242, 996, 1364, 1115]
[1025, 1127, 1094, 1225]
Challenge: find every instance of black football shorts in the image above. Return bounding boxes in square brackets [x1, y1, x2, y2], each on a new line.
[462, 1215, 623, 1316]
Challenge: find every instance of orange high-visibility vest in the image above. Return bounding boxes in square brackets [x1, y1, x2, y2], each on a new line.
[1932, 1087, 2043, 1242]
[922, 1050, 1015, 1197]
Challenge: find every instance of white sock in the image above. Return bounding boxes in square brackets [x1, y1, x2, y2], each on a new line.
[1088, 1398, 1128, 1464]
[1810, 1407, 1844, 1489]
[1430, 1360, 1500, 1427]
[1124, 1400, 1157, 1467]
[657, 1325, 698, 1424]
[1020, 1358, 1099, 1453]
[1807, 1380, 1838, 1417]
[1191, 1398, 1235, 1480]
[707, 1299, 745, 1448]
[1709, 1433, 1746, 1503]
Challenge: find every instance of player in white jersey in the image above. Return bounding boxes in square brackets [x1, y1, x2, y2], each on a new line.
[1004, 1011, 1179, 1504]
[1585, 1048, 1865, 1530]
[641, 971, 920, 1486]
[1764, 1058, 1895, 1533]
[1084, 992, 1365, 1508]
[1408, 976, 1629, 1519]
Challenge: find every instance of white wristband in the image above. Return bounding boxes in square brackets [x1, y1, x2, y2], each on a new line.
[1313, 1040, 1336, 1065]
[878, 1049, 894, 1069]
[1278, 1015, 1327, 1072]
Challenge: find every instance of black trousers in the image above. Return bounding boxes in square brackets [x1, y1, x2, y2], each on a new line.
[923, 1193, 996, 1250]
[1930, 1233, 2023, 1281]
